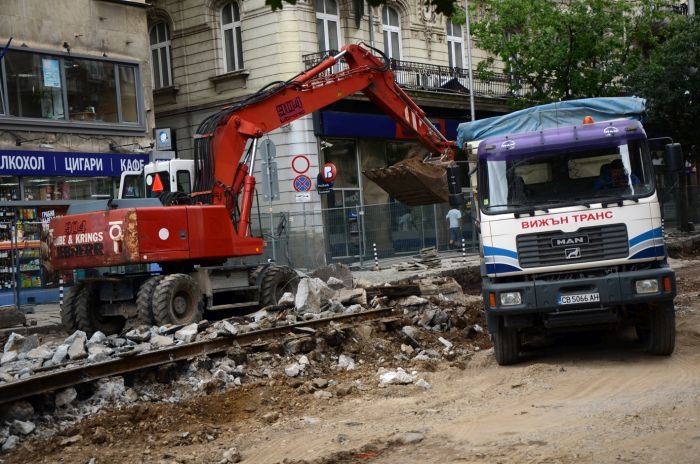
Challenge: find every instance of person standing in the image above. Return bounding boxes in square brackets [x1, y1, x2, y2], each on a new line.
[446, 207, 462, 248]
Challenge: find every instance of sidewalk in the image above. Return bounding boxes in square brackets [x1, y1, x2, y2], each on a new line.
[0, 303, 63, 343]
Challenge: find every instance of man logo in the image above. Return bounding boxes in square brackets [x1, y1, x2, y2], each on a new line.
[565, 247, 581, 259]
[551, 235, 588, 247]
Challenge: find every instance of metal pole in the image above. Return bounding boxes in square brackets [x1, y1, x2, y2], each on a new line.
[465, 0, 476, 122]
[11, 220, 19, 312]
[368, 2, 376, 48]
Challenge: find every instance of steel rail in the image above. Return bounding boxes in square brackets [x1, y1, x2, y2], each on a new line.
[0, 307, 397, 405]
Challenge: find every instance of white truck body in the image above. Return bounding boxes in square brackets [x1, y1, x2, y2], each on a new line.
[457, 98, 678, 365]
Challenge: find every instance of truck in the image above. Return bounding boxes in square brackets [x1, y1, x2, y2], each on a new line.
[456, 98, 681, 365]
[43, 43, 463, 336]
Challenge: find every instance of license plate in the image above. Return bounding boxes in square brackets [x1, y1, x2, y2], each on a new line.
[558, 292, 600, 305]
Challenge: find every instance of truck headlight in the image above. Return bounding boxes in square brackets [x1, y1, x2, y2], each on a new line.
[500, 291, 522, 306]
[635, 279, 659, 294]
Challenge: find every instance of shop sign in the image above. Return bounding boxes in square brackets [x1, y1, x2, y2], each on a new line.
[0, 150, 149, 177]
[316, 172, 333, 194]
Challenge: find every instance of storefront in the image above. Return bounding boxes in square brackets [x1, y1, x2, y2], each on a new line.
[314, 110, 466, 260]
[0, 150, 148, 201]
[0, 150, 149, 306]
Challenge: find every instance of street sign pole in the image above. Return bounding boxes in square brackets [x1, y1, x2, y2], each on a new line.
[261, 140, 277, 262]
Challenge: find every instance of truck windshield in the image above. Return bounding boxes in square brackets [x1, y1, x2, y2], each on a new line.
[479, 139, 654, 214]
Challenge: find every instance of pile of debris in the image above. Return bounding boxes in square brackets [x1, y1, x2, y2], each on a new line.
[0, 270, 487, 452]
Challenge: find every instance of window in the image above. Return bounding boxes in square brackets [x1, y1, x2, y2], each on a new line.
[221, 2, 244, 72]
[0, 64, 6, 115]
[150, 22, 173, 89]
[24, 177, 113, 200]
[382, 6, 401, 60]
[1, 48, 143, 128]
[316, 0, 341, 53]
[446, 20, 464, 69]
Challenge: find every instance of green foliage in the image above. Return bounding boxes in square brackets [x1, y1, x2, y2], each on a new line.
[469, 0, 641, 103]
[628, 16, 700, 154]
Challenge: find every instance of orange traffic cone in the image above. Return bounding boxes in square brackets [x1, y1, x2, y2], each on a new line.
[152, 174, 164, 193]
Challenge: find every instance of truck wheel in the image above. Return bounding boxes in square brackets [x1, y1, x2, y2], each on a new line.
[152, 274, 203, 326]
[74, 283, 125, 336]
[493, 322, 521, 366]
[60, 284, 83, 334]
[259, 265, 300, 307]
[645, 301, 675, 356]
[136, 276, 164, 325]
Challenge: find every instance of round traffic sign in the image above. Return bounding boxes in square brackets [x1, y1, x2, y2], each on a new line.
[291, 155, 310, 174]
[293, 174, 312, 192]
[321, 162, 337, 182]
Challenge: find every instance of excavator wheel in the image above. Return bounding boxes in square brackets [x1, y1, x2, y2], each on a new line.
[135, 275, 165, 326]
[248, 264, 266, 286]
[74, 282, 126, 336]
[259, 265, 300, 307]
[151, 273, 204, 326]
[60, 283, 84, 334]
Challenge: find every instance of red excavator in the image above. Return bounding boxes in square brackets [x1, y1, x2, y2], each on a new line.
[44, 43, 464, 335]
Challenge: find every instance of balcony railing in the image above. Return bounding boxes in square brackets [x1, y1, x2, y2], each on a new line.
[302, 50, 531, 100]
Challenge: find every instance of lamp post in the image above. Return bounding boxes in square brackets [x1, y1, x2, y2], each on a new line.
[465, 0, 476, 122]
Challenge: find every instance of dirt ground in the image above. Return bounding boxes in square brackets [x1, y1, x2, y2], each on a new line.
[5, 257, 700, 464]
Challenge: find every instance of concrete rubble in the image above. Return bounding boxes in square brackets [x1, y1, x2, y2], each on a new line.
[0, 264, 485, 454]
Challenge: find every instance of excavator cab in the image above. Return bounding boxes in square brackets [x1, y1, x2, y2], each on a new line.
[118, 160, 196, 200]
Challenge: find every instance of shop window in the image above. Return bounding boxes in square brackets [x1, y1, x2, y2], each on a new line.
[322, 139, 358, 188]
[2, 48, 143, 128]
[0, 176, 20, 201]
[0, 64, 6, 115]
[24, 177, 113, 201]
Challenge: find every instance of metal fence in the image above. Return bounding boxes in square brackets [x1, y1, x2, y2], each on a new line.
[301, 50, 531, 99]
[248, 172, 700, 271]
[248, 201, 479, 271]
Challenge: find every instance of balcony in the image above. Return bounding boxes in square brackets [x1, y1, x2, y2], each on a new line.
[302, 50, 531, 100]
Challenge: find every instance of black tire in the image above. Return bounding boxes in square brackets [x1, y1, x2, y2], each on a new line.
[60, 284, 83, 334]
[74, 283, 125, 336]
[493, 321, 521, 366]
[136, 276, 164, 325]
[645, 301, 675, 356]
[259, 265, 300, 307]
[152, 273, 203, 326]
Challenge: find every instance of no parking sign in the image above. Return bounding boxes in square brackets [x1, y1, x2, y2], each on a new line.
[293, 174, 312, 192]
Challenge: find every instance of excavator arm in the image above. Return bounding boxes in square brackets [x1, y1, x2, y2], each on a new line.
[194, 43, 459, 238]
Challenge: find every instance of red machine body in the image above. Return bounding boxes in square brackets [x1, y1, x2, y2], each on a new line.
[50, 206, 264, 270]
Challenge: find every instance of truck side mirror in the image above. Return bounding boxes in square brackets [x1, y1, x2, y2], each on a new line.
[664, 143, 683, 172]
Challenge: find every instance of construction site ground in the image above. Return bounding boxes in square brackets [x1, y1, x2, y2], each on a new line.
[3, 242, 700, 464]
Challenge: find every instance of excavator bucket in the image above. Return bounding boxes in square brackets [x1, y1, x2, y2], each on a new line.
[363, 157, 449, 206]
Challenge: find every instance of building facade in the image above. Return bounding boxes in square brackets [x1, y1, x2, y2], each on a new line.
[147, 0, 512, 268]
[0, 0, 155, 304]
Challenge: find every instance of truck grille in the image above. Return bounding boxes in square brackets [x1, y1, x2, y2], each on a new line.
[517, 224, 628, 268]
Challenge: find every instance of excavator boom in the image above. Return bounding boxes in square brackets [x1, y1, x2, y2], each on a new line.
[196, 43, 457, 220]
